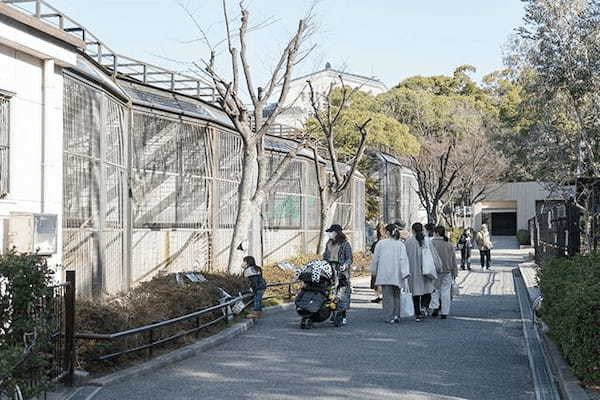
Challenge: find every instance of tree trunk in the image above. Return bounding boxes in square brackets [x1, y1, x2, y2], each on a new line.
[227, 145, 259, 274]
[316, 193, 337, 255]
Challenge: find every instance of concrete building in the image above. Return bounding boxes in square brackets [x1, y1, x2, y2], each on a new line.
[273, 62, 387, 129]
[472, 182, 571, 235]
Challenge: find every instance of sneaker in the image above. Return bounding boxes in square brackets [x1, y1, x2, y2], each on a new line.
[342, 318, 347, 325]
[415, 315, 424, 322]
[370, 297, 382, 304]
[394, 317, 400, 324]
[431, 310, 439, 318]
[386, 319, 396, 324]
[441, 315, 448, 319]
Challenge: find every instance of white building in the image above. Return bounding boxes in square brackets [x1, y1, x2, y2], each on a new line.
[0, 4, 84, 267]
[472, 182, 572, 235]
[273, 62, 388, 129]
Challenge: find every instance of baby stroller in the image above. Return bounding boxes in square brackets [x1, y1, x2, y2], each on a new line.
[294, 260, 344, 329]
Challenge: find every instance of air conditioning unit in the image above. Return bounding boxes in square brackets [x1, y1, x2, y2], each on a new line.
[7, 213, 58, 256]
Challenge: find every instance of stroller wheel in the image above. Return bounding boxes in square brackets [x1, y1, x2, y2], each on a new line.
[305, 318, 313, 329]
[333, 312, 344, 327]
[300, 317, 309, 329]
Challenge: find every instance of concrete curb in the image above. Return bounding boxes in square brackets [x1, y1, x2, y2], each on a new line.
[87, 318, 255, 387]
[84, 300, 297, 388]
[512, 268, 560, 400]
[514, 265, 591, 400]
[541, 332, 591, 400]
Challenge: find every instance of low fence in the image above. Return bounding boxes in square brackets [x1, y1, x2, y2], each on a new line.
[74, 281, 298, 364]
[528, 201, 581, 266]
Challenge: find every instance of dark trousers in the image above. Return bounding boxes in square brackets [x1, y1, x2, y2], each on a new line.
[412, 293, 431, 316]
[480, 249, 491, 268]
[461, 248, 472, 268]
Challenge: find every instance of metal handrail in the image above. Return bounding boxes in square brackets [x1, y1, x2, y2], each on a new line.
[1, 0, 218, 103]
[73, 280, 300, 362]
[75, 294, 251, 341]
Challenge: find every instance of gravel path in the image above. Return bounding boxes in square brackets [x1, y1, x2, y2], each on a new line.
[93, 245, 534, 400]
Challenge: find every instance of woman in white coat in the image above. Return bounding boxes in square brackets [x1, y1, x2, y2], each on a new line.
[370, 224, 410, 323]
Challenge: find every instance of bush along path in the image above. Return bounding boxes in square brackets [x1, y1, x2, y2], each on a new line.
[74, 252, 372, 374]
[537, 252, 600, 389]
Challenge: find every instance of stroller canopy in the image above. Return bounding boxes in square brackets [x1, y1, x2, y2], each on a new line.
[295, 260, 334, 283]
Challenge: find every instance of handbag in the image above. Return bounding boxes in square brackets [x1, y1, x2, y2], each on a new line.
[422, 244, 438, 280]
[400, 287, 415, 318]
[451, 281, 460, 298]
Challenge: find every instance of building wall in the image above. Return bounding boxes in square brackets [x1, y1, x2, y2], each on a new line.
[473, 182, 568, 232]
[0, 38, 68, 268]
[277, 69, 387, 129]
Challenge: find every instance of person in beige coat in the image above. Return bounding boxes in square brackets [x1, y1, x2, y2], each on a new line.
[430, 225, 459, 319]
[370, 224, 410, 323]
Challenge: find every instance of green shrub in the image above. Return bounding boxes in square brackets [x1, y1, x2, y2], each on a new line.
[538, 253, 600, 386]
[0, 250, 56, 398]
[517, 229, 531, 245]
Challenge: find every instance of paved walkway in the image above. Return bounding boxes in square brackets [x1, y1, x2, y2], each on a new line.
[93, 239, 534, 400]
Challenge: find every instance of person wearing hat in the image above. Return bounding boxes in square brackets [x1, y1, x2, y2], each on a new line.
[323, 224, 353, 325]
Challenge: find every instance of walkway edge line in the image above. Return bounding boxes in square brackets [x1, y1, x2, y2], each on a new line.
[87, 303, 294, 388]
[541, 332, 591, 400]
[512, 268, 561, 400]
[517, 263, 590, 400]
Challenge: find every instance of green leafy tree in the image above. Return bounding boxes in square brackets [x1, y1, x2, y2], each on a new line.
[506, 0, 600, 248]
[377, 67, 506, 223]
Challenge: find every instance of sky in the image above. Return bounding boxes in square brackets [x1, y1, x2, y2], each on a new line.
[38, 0, 526, 89]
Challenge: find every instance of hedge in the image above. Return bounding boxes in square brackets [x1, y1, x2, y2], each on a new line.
[517, 229, 531, 245]
[538, 252, 600, 386]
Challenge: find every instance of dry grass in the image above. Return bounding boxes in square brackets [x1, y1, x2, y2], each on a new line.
[75, 272, 246, 372]
[75, 252, 372, 373]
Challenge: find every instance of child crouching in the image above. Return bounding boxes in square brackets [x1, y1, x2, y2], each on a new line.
[243, 256, 267, 318]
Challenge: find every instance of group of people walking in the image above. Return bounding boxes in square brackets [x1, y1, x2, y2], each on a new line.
[369, 221, 494, 323]
[243, 221, 494, 325]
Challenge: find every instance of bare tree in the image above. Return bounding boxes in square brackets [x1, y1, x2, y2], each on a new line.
[440, 134, 508, 227]
[307, 77, 371, 254]
[194, 2, 315, 273]
[409, 139, 459, 224]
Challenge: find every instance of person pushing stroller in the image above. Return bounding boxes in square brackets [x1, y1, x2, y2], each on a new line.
[323, 224, 353, 326]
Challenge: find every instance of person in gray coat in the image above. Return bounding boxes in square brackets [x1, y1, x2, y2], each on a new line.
[370, 224, 410, 323]
[405, 222, 441, 322]
[430, 226, 459, 319]
[323, 224, 353, 325]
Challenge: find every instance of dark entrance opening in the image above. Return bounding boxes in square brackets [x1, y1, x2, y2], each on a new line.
[491, 212, 517, 236]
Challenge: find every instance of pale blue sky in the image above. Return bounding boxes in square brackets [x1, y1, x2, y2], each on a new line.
[44, 0, 526, 88]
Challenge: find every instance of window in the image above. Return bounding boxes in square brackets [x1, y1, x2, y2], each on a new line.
[0, 94, 10, 198]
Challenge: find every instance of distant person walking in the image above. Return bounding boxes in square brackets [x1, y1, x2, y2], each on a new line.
[243, 256, 267, 319]
[430, 226, 458, 319]
[370, 222, 386, 304]
[458, 228, 474, 270]
[405, 223, 441, 322]
[323, 224, 353, 325]
[370, 224, 410, 323]
[476, 224, 493, 269]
